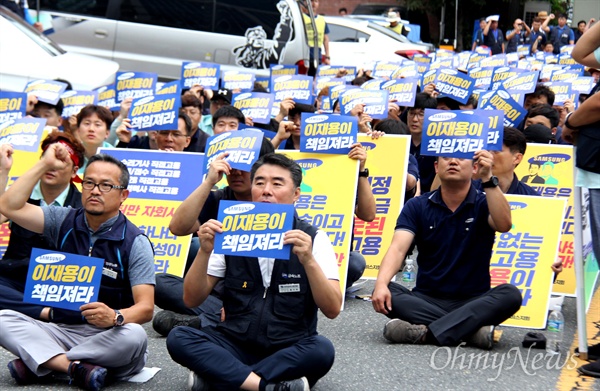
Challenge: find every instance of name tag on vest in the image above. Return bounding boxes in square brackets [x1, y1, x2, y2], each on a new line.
[102, 267, 118, 279]
[279, 283, 300, 293]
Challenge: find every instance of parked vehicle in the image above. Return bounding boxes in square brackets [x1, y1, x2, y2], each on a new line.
[0, 6, 118, 92]
[324, 16, 430, 68]
[32, 0, 314, 79]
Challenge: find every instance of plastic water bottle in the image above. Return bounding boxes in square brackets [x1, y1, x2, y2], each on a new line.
[401, 258, 416, 290]
[546, 305, 564, 354]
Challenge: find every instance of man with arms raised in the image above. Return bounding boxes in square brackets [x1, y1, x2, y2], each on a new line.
[167, 153, 341, 391]
[0, 150, 155, 391]
[372, 150, 522, 350]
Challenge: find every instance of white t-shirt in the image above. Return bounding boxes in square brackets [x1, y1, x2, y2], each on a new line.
[207, 230, 339, 288]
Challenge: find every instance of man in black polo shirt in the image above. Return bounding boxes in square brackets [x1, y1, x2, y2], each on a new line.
[372, 150, 522, 350]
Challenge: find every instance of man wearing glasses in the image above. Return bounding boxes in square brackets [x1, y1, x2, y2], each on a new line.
[407, 92, 439, 193]
[0, 149, 155, 391]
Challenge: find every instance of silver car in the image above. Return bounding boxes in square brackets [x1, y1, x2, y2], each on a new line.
[34, 0, 313, 79]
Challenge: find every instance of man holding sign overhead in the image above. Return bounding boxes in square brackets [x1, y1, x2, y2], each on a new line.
[372, 149, 522, 350]
[0, 150, 155, 391]
[167, 153, 341, 391]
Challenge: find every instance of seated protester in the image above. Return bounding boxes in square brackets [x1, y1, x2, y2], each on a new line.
[117, 113, 193, 152]
[181, 95, 212, 150]
[203, 89, 234, 135]
[30, 99, 64, 128]
[153, 138, 276, 337]
[271, 102, 315, 150]
[75, 105, 114, 175]
[213, 105, 246, 136]
[523, 103, 560, 138]
[0, 152, 155, 391]
[552, 99, 575, 144]
[407, 93, 438, 193]
[166, 153, 341, 391]
[524, 84, 555, 110]
[372, 150, 522, 350]
[0, 132, 84, 318]
[459, 94, 478, 110]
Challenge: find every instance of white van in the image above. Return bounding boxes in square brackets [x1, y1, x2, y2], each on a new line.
[34, 0, 314, 79]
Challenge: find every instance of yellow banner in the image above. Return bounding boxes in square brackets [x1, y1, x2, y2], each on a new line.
[283, 151, 358, 291]
[491, 195, 565, 328]
[355, 134, 410, 278]
[120, 199, 191, 277]
[514, 144, 575, 295]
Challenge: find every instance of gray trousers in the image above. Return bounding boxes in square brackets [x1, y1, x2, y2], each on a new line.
[0, 310, 148, 379]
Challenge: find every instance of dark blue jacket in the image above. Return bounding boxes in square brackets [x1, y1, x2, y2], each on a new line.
[217, 218, 319, 351]
[57, 209, 143, 309]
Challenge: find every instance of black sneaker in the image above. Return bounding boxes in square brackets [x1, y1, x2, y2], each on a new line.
[467, 325, 495, 350]
[266, 377, 310, 391]
[68, 361, 107, 391]
[578, 360, 600, 377]
[153, 310, 201, 337]
[7, 358, 37, 385]
[188, 371, 210, 391]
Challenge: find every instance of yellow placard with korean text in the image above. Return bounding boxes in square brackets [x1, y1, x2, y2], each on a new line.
[0, 128, 50, 258]
[120, 199, 191, 277]
[514, 144, 575, 295]
[355, 134, 410, 278]
[491, 195, 565, 329]
[282, 151, 358, 292]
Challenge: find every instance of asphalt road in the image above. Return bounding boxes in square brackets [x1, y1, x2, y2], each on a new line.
[0, 280, 598, 391]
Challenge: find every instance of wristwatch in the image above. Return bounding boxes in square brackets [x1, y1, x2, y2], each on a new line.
[114, 309, 125, 327]
[481, 176, 499, 188]
[564, 112, 578, 130]
[359, 168, 369, 178]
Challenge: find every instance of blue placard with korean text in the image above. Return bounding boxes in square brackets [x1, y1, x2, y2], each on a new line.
[569, 77, 595, 95]
[481, 109, 504, 151]
[96, 84, 119, 110]
[270, 64, 298, 78]
[100, 148, 204, 201]
[128, 93, 181, 131]
[157, 80, 181, 96]
[317, 65, 357, 83]
[0, 91, 26, 124]
[115, 71, 158, 103]
[468, 67, 494, 90]
[23, 248, 103, 311]
[490, 67, 526, 90]
[433, 68, 475, 105]
[501, 70, 540, 93]
[232, 92, 274, 124]
[421, 109, 489, 158]
[380, 78, 418, 107]
[60, 90, 99, 118]
[550, 69, 580, 82]
[339, 89, 389, 120]
[215, 201, 294, 260]
[0, 117, 46, 152]
[271, 75, 313, 105]
[205, 130, 263, 172]
[479, 89, 527, 128]
[300, 113, 357, 155]
[314, 77, 346, 94]
[181, 62, 220, 89]
[221, 71, 256, 92]
[24, 79, 68, 105]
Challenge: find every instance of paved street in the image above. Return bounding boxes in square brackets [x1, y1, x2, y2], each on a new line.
[1, 280, 599, 391]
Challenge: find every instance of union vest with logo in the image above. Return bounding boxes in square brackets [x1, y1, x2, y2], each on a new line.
[57, 209, 144, 309]
[217, 217, 319, 350]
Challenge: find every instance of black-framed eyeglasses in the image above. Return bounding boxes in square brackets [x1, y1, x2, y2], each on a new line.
[81, 180, 125, 193]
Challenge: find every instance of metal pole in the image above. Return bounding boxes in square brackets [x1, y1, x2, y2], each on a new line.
[454, 0, 458, 49]
[573, 169, 588, 360]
